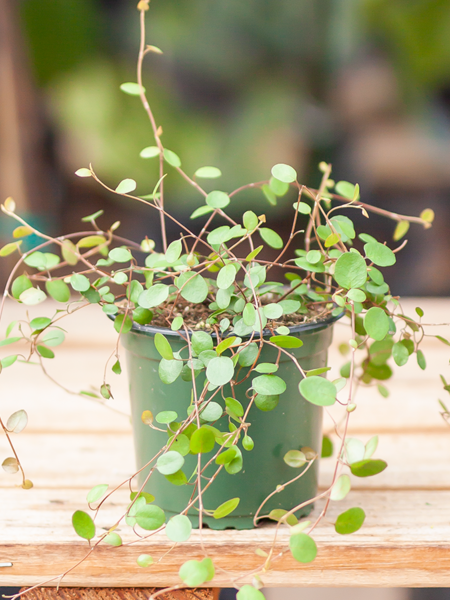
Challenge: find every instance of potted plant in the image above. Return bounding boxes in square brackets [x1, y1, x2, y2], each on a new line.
[0, 1, 441, 598]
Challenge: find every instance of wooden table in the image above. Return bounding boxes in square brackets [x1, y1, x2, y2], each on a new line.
[0, 299, 449, 590]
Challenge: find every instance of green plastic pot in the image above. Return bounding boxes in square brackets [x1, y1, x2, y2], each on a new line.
[121, 314, 341, 530]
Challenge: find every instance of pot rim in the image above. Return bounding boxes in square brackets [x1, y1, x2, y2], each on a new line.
[113, 308, 345, 338]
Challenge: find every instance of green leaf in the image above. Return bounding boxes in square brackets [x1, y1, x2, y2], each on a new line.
[1, 355, 18, 368]
[299, 376, 336, 406]
[165, 470, 188, 486]
[70, 274, 90, 292]
[112, 359, 122, 377]
[284, 450, 306, 468]
[217, 264, 236, 289]
[213, 497, 240, 519]
[334, 252, 367, 289]
[0, 241, 22, 257]
[271, 163, 297, 183]
[295, 257, 325, 273]
[155, 411, 178, 424]
[293, 201, 311, 214]
[75, 167, 92, 177]
[154, 333, 173, 360]
[0, 336, 21, 348]
[215, 446, 240, 465]
[350, 459, 387, 477]
[113, 314, 133, 334]
[140, 146, 160, 158]
[253, 374, 286, 395]
[37, 345, 55, 359]
[86, 484, 108, 504]
[243, 211, 259, 231]
[225, 397, 244, 418]
[347, 288, 366, 303]
[115, 179, 137, 195]
[268, 509, 298, 526]
[135, 504, 166, 530]
[164, 240, 182, 264]
[263, 303, 283, 320]
[30, 317, 51, 331]
[199, 401, 223, 422]
[137, 554, 154, 568]
[269, 335, 303, 349]
[103, 532, 122, 546]
[261, 184, 277, 206]
[237, 342, 258, 367]
[163, 148, 181, 168]
[216, 336, 238, 355]
[139, 284, 170, 309]
[325, 233, 340, 248]
[364, 307, 389, 341]
[364, 242, 396, 267]
[254, 394, 279, 412]
[289, 532, 317, 563]
[269, 176, 289, 196]
[237, 585, 266, 600]
[190, 205, 215, 219]
[171, 316, 183, 331]
[417, 349, 426, 370]
[109, 247, 132, 263]
[206, 190, 230, 209]
[393, 221, 410, 241]
[246, 246, 263, 261]
[42, 329, 65, 347]
[179, 560, 209, 587]
[335, 507, 365, 534]
[46, 280, 70, 303]
[206, 356, 234, 386]
[392, 342, 409, 367]
[243, 303, 256, 326]
[2, 457, 19, 473]
[321, 435, 333, 457]
[190, 426, 215, 454]
[72, 510, 95, 540]
[195, 166, 222, 178]
[11, 275, 32, 299]
[165, 514, 192, 542]
[254, 362, 278, 374]
[192, 332, 214, 355]
[120, 82, 145, 95]
[77, 235, 107, 249]
[259, 228, 283, 249]
[335, 181, 358, 200]
[82, 210, 104, 223]
[159, 358, 183, 384]
[156, 451, 185, 475]
[330, 474, 351, 501]
[177, 272, 209, 304]
[19, 287, 46, 306]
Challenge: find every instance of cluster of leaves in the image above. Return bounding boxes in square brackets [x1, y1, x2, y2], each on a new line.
[0, 2, 444, 599]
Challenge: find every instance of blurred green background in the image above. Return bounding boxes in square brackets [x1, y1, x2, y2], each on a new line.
[2, 0, 450, 293]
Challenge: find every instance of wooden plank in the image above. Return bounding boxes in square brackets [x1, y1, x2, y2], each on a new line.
[1, 489, 450, 587]
[19, 588, 218, 600]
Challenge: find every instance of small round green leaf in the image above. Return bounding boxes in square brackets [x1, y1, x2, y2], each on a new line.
[163, 148, 181, 168]
[139, 284, 170, 309]
[154, 333, 173, 360]
[271, 163, 297, 183]
[237, 585, 266, 600]
[335, 507, 365, 534]
[253, 375, 286, 395]
[165, 514, 192, 542]
[350, 459, 388, 477]
[120, 82, 145, 95]
[72, 510, 95, 540]
[195, 166, 222, 179]
[259, 228, 283, 249]
[299, 376, 336, 407]
[140, 146, 160, 158]
[70, 274, 90, 293]
[330, 474, 351, 501]
[289, 532, 317, 563]
[103, 532, 122, 546]
[135, 504, 166, 530]
[46, 280, 70, 303]
[156, 451, 185, 475]
[243, 211, 259, 231]
[20, 288, 46, 306]
[177, 272, 209, 304]
[364, 307, 389, 341]
[109, 247, 132, 263]
[12, 275, 32, 300]
[334, 252, 367, 290]
[137, 554, 154, 568]
[254, 394, 279, 412]
[206, 191, 230, 209]
[284, 450, 306, 468]
[190, 426, 215, 454]
[42, 329, 65, 347]
[206, 356, 234, 386]
[156, 411, 178, 424]
[364, 242, 396, 267]
[217, 264, 236, 289]
[179, 560, 209, 587]
[269, 335, 303, 349]
[263, 303, 283, 320]
[86, 484, 109, 504]
[159, 358, 183, 384]
[392, 341, 409, 367]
